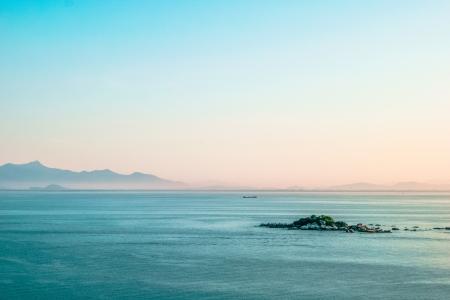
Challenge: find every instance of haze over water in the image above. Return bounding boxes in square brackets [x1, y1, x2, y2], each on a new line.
[1, 191, 450, 299]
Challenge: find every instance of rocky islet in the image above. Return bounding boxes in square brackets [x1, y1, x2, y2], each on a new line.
[260, 215, 449, 233]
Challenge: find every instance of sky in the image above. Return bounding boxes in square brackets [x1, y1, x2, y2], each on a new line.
[1, 0, 450, 188]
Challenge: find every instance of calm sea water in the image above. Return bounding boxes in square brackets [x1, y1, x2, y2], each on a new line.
[1, 191, 450, 299]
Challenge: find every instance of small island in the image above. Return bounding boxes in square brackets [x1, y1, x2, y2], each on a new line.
[260, 215, 392, 233]
[29, 184, 68, 191]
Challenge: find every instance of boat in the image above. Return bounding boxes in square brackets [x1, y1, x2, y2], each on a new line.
[242, 195, 257, 198]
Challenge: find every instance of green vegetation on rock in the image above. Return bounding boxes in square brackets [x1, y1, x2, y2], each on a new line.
[260, 215, 391, 233]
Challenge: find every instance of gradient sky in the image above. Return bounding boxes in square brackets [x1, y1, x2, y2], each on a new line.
[1, 0, 450, 187]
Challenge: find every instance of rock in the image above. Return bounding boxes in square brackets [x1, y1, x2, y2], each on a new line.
[259, 222, 293, 228]
[335, 221, 348, 229]
[260, 215, 393, 234]
[310, 224, 320, 230]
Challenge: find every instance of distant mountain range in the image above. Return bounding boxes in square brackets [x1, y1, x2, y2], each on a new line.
[1, 161, 448, 191]
[0, 161, 183, 189]
[328, 181, 450, 191]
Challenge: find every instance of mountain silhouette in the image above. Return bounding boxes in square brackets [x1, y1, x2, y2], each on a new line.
[0, 161, 182, 189]
[329, 181, 450, 191]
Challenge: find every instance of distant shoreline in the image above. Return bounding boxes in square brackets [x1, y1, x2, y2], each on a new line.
[2, 189, 450, 193]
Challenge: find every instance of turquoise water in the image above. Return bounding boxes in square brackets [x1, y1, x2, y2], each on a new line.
[1, 191, 450, 299]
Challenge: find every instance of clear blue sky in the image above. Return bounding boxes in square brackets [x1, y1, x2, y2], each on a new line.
[1, 0, 450, 187]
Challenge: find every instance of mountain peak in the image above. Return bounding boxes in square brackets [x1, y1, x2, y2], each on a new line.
[0, 160, 45, 168]
[25, 160, 43, 166]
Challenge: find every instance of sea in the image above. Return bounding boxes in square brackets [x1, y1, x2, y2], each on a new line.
[1, 191, 450, 299]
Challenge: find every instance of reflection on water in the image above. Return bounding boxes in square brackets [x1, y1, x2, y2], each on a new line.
[1, 191, 450, 299]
